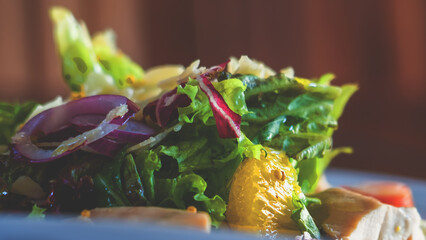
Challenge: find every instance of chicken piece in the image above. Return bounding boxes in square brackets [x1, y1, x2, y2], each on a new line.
[87, 206, 211, 232]
[308, 188, 424, 240]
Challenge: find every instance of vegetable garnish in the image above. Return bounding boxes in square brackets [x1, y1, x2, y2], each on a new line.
[11, 95, 139, 162]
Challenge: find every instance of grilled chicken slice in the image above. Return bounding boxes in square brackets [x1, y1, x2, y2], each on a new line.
[87, 206, 211, 232]
[308, 188, 424, 240]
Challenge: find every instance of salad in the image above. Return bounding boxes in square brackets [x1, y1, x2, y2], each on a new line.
[1, 7, 423, 240]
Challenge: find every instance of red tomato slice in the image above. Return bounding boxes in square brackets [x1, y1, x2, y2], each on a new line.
[343, 181, 414, 208]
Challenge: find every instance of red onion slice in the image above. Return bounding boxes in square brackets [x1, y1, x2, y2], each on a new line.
[82, 137, 126, 157]
[11, 95, 139, 163]
[71, 114, 156, 143]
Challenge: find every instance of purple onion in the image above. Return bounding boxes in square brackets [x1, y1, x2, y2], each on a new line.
[71, 114, 156, 143]
[11, 95, 139, 163]
[83, 137, 126, 157]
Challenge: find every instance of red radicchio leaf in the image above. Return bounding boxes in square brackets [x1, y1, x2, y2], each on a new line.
[141, 60, 242, 139]
[155, 86, 191, 127]
[196, 61, 241, 138]
[142, 99, 158, 123]
[142, 85, 191, 128]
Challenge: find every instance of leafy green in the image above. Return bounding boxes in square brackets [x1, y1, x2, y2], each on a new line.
[133, 146, 229, 227]
[50, 7, 143, 91]
[236, 73, 303, 98]
[27, 204, 46, 220]
[212, 78, 248, 116]
[177, 79, 213, 125]
[237, 134, 263, 160]
[296, 147, 353, 193]
[93, 151, 131, 207]
[291, 192, 320, 239]
[331, 84, 358, 119]
[134, 149, 161, 204]
[313, 72, 335, 85]
[131, 123, 242, 225]
[121, 154, 147, 205]
[92, 30, 144, 88]
[50, 7, 97, 91]
[177, 78, 248, 125]
[0, 101, 38, 145]
[242, 73, 357, 193]
[173, 173, 226, 227]
[158, 124, 244, 172]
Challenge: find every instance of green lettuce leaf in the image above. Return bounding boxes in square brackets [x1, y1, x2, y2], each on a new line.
[50, 7, 97, 91]
[133, 147, 228, 227]
[50, 7, 143, 91]
[296, 147, 353, 193]
[27, 204, 46, 220]
[241, 73, 357, 193]
[121, 154, 147, 205]
[0, 101, 38, 145]
[291, 192, 320, 239]
[158, 124, 244, 172]
[92, 30, 144, 88]
[173, 173, 226, 227]
[131, 121, 246, 226]
[93, 151, 131, 207]
[177, 78, 248, 125]
[134, 149, 161, 204]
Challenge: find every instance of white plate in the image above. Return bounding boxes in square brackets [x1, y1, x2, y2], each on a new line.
[0, 168, 424, 240]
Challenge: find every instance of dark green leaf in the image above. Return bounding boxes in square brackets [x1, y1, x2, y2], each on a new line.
[242, 74, 356, 194]
[121, 154, 147, 205]
[291, 192, 321, 239]
[134, 150, 161, 203]
[93, 151, 130, 207]
[173, 173, 226, 228]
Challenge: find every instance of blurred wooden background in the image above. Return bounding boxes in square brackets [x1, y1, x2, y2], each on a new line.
[0, 0, 425, 179]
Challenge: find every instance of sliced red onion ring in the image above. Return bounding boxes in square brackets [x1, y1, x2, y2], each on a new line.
[82, 137, 126, 157]
[71, 114, 156, 143]
[11, 95, 139, 163]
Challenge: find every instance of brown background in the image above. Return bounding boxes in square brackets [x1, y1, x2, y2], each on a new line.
[0, 0, 425, 179]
